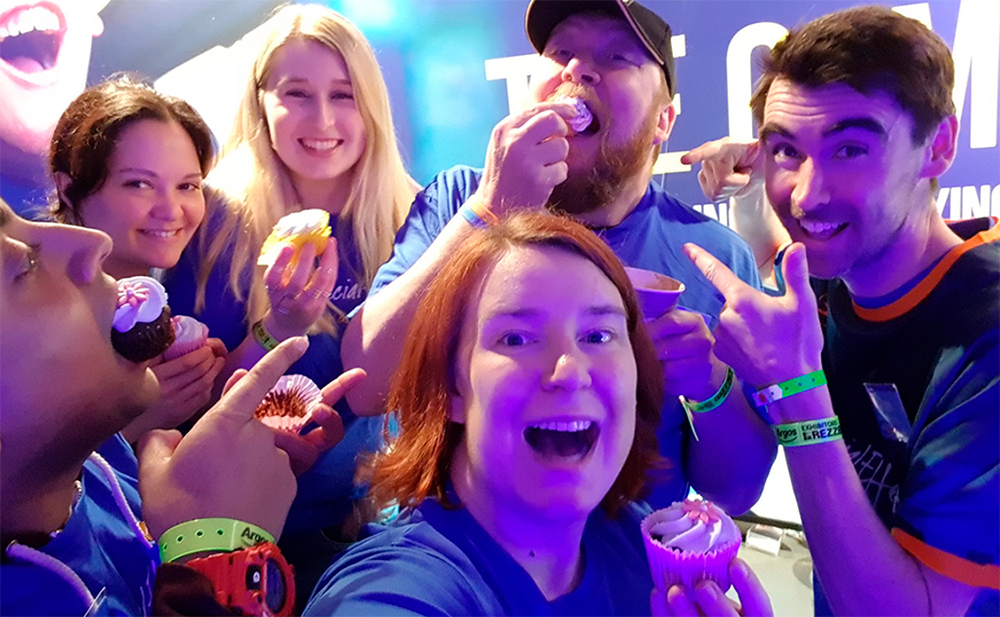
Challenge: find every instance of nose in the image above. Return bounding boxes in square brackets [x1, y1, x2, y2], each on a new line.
[42, 223, 113, 285]
[543, 346, 593, 391]
[151, 188, 183, 221]
[790, 158, 830, 216]
[318, 98, 337, 129]
[561, 56, 600, 86]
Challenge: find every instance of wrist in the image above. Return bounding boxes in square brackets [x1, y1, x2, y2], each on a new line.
[261, 313, 302, 344]
[159, 518, 276, 564]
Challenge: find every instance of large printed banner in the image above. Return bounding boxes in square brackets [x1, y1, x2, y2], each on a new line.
[2, 0, 997, 223]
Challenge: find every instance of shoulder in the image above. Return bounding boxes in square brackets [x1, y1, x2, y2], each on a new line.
[0, 563, 92, 616]
[305, 510, 499, 615]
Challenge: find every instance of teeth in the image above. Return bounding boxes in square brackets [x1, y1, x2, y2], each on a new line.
[142, 230, 179, 238]
[531, 420, 593, 432]
[799, 220, 841, 233]
[1, 6, 60, 40]
[301, 138, 340, 150]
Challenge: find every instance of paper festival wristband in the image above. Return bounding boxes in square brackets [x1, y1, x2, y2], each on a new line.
[774, 416, 843, 447]
[252, 319, 280, 351]
[679, 366, 735, 414]
[753, 369, 827, 409]
[159, 518, 275, 564]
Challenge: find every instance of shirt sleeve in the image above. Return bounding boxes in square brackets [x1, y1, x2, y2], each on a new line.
[367, 167, 480, 300]
[892, 331, 1000, 589]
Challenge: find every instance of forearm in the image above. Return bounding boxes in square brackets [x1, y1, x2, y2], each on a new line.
[778, 388, 975, 616]
[685, 374, 777, 514]
[728, 186, 790, 284]
[342, 214, 479, 415]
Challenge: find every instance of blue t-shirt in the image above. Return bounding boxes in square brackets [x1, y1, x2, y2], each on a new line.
[368, 166, 762, 506]
[163, 214, 381, 537]
[304, 499, 654, 616]
[0, 434, 158, 616]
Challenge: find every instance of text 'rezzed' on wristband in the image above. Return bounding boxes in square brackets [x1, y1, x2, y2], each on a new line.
[252, 319, 280, 352]
[159, 518, 276, 564]
[753, 369, 827, 409]
[774, 416, 842, 447]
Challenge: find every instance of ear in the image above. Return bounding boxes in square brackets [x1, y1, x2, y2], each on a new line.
[652, 100, 677, 146]
[448, 395, 467, 425]
[54, 172, 74, 207]
[921, 115, 958, 179]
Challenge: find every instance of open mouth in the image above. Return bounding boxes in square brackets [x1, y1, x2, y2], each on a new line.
[797, 219, 848, 241]
[0, 3, 65, 75]
[524, 420, 600, 460]
[299, 138, 342, 153]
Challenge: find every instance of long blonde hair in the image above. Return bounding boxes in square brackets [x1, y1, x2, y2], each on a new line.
[195, 4, 416, 331]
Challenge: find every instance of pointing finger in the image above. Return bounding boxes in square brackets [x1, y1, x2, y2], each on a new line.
[683, 243, 753, 301]
[320, 367, 367, 408]
[208, 337, 309, 423]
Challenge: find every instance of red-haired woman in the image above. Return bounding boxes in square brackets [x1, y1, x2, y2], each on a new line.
[304, 213, 771, 616]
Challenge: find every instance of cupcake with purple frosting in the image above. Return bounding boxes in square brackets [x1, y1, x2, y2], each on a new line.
[641, 498, 742, 592]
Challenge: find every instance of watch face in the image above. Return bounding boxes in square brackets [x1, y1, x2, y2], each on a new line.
[265, 557, 288, 613]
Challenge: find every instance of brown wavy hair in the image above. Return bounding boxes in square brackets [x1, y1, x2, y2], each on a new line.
[750, 5, 955, 145]
[48, 74, 214, 224]
[368, 212, 667, 517]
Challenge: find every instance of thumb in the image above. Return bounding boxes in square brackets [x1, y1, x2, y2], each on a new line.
[780, 243, 812, 301]
[136, 429, 183, 476]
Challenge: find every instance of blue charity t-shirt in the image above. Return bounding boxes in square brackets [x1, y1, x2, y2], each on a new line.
[0, 434, 158, 616]
[304, 498, 655, 616]
[163, 210, 382, 537]
[366, 165, 762, 507]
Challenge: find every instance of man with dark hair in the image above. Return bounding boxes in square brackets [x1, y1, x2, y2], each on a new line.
[342, 0, 777, 514]
[684, 5, 999, 615]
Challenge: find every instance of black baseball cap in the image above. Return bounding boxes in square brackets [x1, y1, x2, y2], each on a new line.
[525, 0, 677, 94]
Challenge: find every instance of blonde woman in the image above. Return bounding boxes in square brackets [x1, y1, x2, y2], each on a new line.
[162, 3, 417, 598]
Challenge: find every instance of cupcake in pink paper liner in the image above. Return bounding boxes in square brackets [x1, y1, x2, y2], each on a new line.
[641, 498, 742, 592]
[163, 315, 210, 361]
[253, 374, 323, 434]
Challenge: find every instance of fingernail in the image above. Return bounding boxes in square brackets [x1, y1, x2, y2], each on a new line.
[695, 581, 718, 600]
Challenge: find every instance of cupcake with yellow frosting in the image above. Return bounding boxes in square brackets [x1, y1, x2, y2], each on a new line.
[258, 209, 332, 268]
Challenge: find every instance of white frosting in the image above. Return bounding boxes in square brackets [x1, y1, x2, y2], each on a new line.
[269, 209, 329, 237]
[561, 97, 593, 133]
[649, 500, 741, 552]
[171, 315, 208, 343]
[113, 276, 168, 332]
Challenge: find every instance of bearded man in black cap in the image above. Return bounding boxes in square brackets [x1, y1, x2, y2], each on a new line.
[342, 0, 776, 513]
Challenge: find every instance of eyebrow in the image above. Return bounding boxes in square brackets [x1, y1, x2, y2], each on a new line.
[487, 305, 628, 320]
[276, 76, 353, 87]
[117, 168, 203, 181]
[760, 117, 888, 143]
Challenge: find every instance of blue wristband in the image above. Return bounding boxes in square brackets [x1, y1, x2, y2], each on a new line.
[459, 204, 489, 229]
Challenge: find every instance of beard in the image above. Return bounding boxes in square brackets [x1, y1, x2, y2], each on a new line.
[547, 110, 659, 217]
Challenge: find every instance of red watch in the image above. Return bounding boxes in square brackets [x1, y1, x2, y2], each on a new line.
[185, 542, 295, 616]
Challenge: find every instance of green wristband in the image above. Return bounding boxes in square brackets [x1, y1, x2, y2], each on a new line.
[252, 319, 279, 351]
[753, 369, 827, 408]
[679, 366, 735, 414]
[774, 416, 843, 447]
[159, 518, 275, 564]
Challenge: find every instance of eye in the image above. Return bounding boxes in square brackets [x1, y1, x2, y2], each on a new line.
[178, 181, 202, 192]
[582, 329, 614, 344]
[330, 91, 354, 101]
[498, 332, 531, 347]
[545, 48, 572, 62]
[770, 144, 799, 160]
[286, 89, 310, 99]
[834, 144, 868, 159]
[123, 179, 153, 190]
[13, 242, 40, 282]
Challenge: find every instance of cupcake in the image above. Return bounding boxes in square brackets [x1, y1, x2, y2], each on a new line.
[257, 209, 332, 268]
[641, 498, 742, 592]
[253, 375, 323, 434]
[163, 315, 210, 361]
[111, 276, 175, 362]
[560, 96, 594, 133]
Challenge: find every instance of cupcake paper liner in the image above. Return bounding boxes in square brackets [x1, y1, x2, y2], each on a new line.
[163, 316, 209, 361]
[641, 509, 741, 592]
[254, 374, 323, 434]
